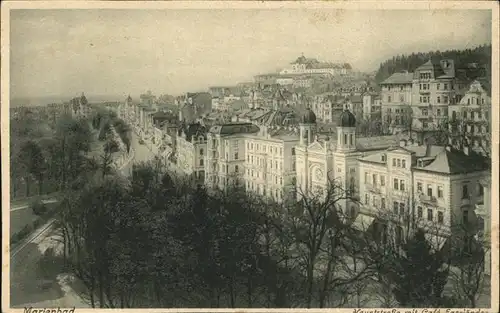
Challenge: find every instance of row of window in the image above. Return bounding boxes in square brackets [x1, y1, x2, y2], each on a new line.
[416, 182, 444, 198]
[386, 85, 409, 91]
[392, 158, 407, 168]
[247, 142, 283, 156]
[386, 95, 406, 103]
[421, 108, 449, 116]
[246, 169, 284, 185]
[364, 172, 386, 186]
[363, 193, 445, 224]
[416, 206, 445, 224]
[246, 181, 283, 200]
[246, 155, 283, 170]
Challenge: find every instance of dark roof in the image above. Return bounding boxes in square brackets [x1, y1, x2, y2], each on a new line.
[178, 122, 208, 142]
[339, 109, 356, 127]
[417, 149, 489, 174]
[209, 123, 260, 136]
[301, 108, 316, 124]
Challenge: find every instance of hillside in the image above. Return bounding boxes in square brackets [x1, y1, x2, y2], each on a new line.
[374, 44, 491, 85]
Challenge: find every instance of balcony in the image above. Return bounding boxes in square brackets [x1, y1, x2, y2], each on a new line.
[461, 196, 472, 206]
[419, 193, 437, 205]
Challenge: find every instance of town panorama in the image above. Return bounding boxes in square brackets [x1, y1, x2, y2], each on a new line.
[7, 7, 494, 311]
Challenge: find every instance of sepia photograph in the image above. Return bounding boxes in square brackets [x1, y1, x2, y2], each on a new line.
[1, 1, 498, 312]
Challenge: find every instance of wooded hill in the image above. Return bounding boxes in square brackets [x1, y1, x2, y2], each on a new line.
[374, 44, 492, 87]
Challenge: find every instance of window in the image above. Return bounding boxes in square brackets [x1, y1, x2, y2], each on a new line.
[427, 208, 433, 221]
[443, 96, 448, 104]
[438, 212, 444, 224]
[478, 183, 484, 196]
[388, 96, 391, 103]
[437, 83, 440, 90]
[399, 203, 405, 215]
[200, 158, 204, 166]
[427, 185, 433, 197]
[397, 159, 401, 167]
[402, 160, 406, 168]
[417, 182, 423, 192]
[462, 184, 469, 199]
[463, 210, 469, 224]
[372, 174, 377, 186]
[400, 180, 405, 191]
[417, 206, 423, 218]
[380, 176, 385, 186]
[234, 152, 239, 160]
[381, 154, 386, 162]
[280, 177, 283, 185]
[393, 179, 399, 190]
[444, 83, 448, 90]
[200, 148, 204, 156]
[344, 134, 347, 144]
[280, 148, 283, 156]
[438, 186, 443, 198]
[364, 172, 368, 183]
[365, 194, 369, 205]
[381, 198, 386, 209]
[292, 148, 295, 155]
[393, 202, 399, 214]
[437, 96, 441, 103]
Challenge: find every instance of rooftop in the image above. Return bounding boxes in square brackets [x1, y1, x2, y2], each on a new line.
[209, 123, 260, 136]
[381, 72, 414, 85]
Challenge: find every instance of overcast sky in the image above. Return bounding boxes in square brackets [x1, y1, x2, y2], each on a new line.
[10, 9, 491, 99]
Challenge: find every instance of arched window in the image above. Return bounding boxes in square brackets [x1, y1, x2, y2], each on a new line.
[344, 134, 347, 145]
[349, 134, 353, 146]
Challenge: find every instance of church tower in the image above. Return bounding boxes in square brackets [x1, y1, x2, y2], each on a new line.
[333, 107, 361, 220]
[336, 107, 357, 152]
[299, 107, 317, 146]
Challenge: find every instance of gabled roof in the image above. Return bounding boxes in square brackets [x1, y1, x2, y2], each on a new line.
[356, 135, 404, 152]
[381, 72, 414, 85]
[417, 149, 489, 174]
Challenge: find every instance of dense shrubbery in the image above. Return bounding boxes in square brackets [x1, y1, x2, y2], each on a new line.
[375, 45, 491, 85]
[54, 160, 489, 308]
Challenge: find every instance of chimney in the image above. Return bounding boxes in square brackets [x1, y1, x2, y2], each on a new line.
[425, 143, 432, 157]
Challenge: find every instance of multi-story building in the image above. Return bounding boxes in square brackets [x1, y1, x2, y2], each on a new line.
[357, 139, 490, 251]
[205, 123, 260, 190]
[411, 59, 469, 132]
[362, 93, 382, 120]
[295, 108, 405, 215]
[475, 177, 491, 276]
[380, 71, 413, 133]
[244, 124, 300, 202]
[280, 55, 352, 76]
[176, 121, 208, 181]
[448, 80, 491, 154]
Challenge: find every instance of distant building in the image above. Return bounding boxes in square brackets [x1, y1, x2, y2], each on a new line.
[380, 71, 414, 133]
[448, 80, 491, 154]
[362, 93, 382, 120]
[280, 55, 352, 76]
[176, 122, 209, 181]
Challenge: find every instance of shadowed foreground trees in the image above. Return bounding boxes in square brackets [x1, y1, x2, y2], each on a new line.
[54, 161, 490, 308]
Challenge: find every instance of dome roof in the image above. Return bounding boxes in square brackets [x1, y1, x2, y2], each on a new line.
[301, 107, 317, 124]
[339, 109, 356, 127]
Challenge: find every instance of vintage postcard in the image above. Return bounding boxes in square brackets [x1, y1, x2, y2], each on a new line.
[1, 1, 498, 312]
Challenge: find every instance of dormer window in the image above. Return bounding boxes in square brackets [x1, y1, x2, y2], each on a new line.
[381, 154, 386, 162]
